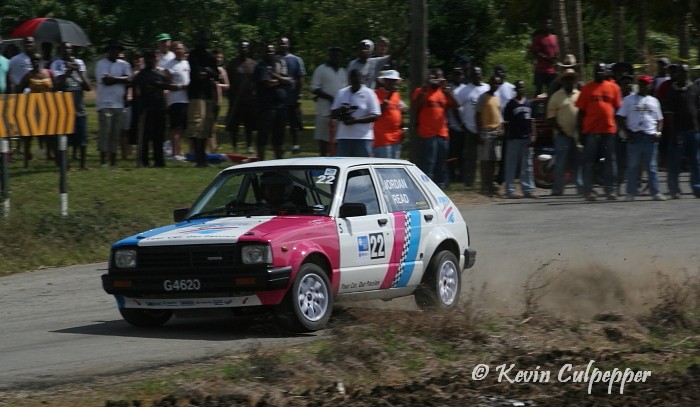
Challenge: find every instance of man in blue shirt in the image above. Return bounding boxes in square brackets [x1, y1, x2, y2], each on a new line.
[503, 80, 537, 198]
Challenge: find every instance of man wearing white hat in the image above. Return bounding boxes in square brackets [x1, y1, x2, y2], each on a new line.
[373, 70, 406, 158]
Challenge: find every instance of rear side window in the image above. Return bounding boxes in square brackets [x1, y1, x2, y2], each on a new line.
[375, 168, 430, 212]
[343, 169, 381, 215]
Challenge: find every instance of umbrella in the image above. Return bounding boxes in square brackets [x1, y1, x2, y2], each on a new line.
[10, 18, 91, 47]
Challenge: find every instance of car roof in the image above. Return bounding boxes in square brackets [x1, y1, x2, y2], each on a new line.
[221, 157, 415, 172]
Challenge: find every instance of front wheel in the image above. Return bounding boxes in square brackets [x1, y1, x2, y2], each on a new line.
[415, 251, 461, 310]
[277, 263, 332, 332]
[119, 308, 172, 328]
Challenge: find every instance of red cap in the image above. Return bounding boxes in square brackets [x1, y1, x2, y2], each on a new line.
[637, 75, 653, 84]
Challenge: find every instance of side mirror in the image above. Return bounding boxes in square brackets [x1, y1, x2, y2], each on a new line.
[173, 208, 189, 222]
[339, 203, 367, 218]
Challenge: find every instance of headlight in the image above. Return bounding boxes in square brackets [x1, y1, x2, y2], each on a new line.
[241, 245, 272, 265]
[114, 249, 137, 268]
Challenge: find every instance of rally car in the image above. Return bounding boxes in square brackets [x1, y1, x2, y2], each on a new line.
[101, 157, 477, 332]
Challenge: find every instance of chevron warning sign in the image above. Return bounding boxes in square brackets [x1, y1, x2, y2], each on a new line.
[0, 92, 75, 137]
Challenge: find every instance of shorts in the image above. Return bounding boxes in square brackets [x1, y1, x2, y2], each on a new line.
[168, 103, 189, 130]
[98, 108, 123, 153]
[477, 130, 502, 161]
[186, 99, 215, 139]
[314, 115, 333, 142]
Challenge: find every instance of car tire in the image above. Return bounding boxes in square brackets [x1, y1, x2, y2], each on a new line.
[415, 250, 461, 310]
[119, 308, 172, 328]
[277, 263, 332, 332]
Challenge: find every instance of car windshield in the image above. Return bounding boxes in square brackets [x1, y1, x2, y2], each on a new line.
[187, 166, 338, 219]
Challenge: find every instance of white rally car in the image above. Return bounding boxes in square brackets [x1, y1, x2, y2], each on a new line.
[102, 157, 476, 332]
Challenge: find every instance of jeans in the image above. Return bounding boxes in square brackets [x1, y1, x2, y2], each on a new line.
[552, 135, 582, 194]
[336, 139, 373, 157]
[582, 133, 617, 194]
[373, 143, 401, 159]
[626, 132, 661, 196]
[504, 138, 535, 194]
[666, 130, 700, 196]
[419, 135, 449, 187]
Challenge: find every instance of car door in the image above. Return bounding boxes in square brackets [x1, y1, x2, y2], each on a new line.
[336, 168, 394, 293]
[373, 166, 438, 289]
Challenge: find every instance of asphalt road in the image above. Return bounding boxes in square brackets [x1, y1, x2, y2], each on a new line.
[1, 180, 698, 390]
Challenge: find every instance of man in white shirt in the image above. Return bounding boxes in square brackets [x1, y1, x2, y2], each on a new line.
[454, 66, 489, 188]
[330, 69, 380, 157]
[616, 75, 665, 201]
[311, 47, 347, 156]
[8, 37, 35, 93]
[164, 41, 190, 160]
[95, 39, 132, 167]
[155, 33, 175, 68]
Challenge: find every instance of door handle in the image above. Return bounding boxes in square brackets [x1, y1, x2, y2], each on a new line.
[377, 218, 388, 226]
[424, 214, 434, 221]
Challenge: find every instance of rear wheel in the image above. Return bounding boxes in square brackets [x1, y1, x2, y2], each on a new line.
[119, 308, 172, 328]
[415, 251, 461, 310]
[277, 263, 332, 332]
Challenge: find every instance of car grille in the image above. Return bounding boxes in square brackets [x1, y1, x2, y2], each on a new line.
[137, 244, 239, 273]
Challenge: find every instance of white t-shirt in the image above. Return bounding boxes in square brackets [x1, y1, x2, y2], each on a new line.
[311, 63, 347, 116]
[347, 56, 391, 89]
[8, 52, 32, 87]
[617, 93, 662, 134]
[157, 51, 175, 68]
[455, 82, 490, 133]
[330, 84, 380, 140]
[495, 81, 516, 113]
[95, 58, 132, 110]
[164, 58, 190, 105]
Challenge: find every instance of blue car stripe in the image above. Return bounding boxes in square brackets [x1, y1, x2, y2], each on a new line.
[395, 210, 421, 287]
[112, 218, 212, 247]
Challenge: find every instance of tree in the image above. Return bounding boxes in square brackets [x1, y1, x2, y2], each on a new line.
[636, 0, 648, 62]
[567, 0, 585, 80]
[613, 0, 625, 61]
[550, 0, 569, 59]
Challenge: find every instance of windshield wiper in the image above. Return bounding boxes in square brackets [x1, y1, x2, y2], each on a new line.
[187, 201, 268, 220]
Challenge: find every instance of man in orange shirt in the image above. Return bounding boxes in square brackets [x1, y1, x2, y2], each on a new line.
[412, 68, 458, 187]
[576, 63, 623, 201]
[373, 70, 405, 158]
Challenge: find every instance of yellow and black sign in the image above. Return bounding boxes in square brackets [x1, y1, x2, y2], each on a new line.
[0, 92, 75, 138]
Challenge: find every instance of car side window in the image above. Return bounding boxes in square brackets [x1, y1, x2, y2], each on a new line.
[343, 169, 380, 215]
[375, 168, 431, 212]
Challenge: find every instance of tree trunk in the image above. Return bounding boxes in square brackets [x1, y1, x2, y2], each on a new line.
[550, 0, 570, 59]
[676, 0, 691, 60]
[567, 0, 585, 81]
[636, 0, 648, 63]
[613, 0, 625, 61]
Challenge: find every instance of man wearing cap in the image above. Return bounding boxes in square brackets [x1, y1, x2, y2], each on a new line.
[348, 35, 408, 89]
[546, 67, 582, 196]
[616, 75, 665, 201]
[576, 63, 622, 201]
[663, 64, 700, 198]
[373, 70, 406, 158]
[225, 41, 257, 154]
[95, 39, 132, 167]
[311, 47, 347, 156]
[155, 33, 174, 68]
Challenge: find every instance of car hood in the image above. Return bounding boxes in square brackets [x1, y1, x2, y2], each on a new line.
[114, 216, 332, 247]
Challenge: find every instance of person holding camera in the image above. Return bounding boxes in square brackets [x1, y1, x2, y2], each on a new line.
[52, 42, 91, 170]
[330, 69, 380, 157]
[412, 68, 458, 188]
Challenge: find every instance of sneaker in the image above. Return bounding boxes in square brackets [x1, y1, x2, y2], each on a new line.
[585, 193, 597, 202]
[505, 193, 523, 199]
[625, 195, 635, 202]
[523, 192, 539, 199]
[653, 194, 667, 201]
[606, 192, 618, 201]
[670, 192, 681, 199]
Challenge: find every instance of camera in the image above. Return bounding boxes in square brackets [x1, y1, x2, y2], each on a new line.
[337, 103, 358, 121]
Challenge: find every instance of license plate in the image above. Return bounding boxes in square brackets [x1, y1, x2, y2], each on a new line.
[163, 279, 201, 291]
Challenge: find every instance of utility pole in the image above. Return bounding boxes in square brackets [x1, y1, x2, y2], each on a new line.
[409, 0, 427, 164]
